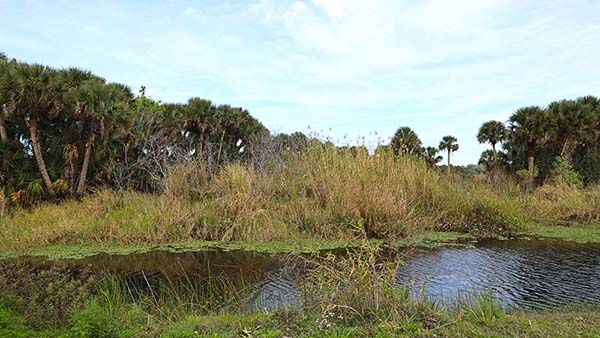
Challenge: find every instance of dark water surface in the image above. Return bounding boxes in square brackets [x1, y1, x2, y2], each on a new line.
[8, 239, 600, 310]
[395, 239, 600, 309]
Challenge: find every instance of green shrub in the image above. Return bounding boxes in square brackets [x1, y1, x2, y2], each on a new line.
[0, 261, 95, 328]
[68, 301, 124, 338]
[549, 157, 583, 187]
[0, 298, 36, 338]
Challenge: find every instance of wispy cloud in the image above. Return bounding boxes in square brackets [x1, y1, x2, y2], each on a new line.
[1, 0, 599, 163]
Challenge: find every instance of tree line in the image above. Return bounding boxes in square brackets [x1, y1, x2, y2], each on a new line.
[0, 53, 269, 201]
[2, 52, 600, 204]
[389, 95, 600, 187]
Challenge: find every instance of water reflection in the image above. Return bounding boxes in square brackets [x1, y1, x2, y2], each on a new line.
[6, 239, 600, 310]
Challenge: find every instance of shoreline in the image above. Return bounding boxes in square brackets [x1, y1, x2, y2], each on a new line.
[2, 224, 598, 261]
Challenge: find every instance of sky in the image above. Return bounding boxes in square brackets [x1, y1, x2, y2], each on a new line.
[1, 0, 600, 164]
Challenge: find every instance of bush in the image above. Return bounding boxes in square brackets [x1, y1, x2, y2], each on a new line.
[529, 184, 600, 224]
[548, 157, 583, 187]
[437, 186, 528, 237]
[68, 301, 130, 338]
[0, 261, 96, 328]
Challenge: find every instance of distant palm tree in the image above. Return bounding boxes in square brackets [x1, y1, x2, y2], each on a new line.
[439, 135, 459, 175]
[391, 127, 422, 156]
[184, 97, 215, 159]
[509, 106, 548, 187]
[423, 146, 442, 168]
[478, 149, 495, 170]
[477, 120, 507, 167]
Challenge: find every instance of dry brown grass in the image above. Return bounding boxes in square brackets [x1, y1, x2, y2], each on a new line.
[527, 183, 600, 225]
[8, 144, 592, 251]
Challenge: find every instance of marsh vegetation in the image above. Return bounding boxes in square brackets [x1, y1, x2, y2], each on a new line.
[2, 54, 600, 336]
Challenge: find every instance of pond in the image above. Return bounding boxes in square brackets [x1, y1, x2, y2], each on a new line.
[395, 239, 600, 309]
[5, 239, 600, 310]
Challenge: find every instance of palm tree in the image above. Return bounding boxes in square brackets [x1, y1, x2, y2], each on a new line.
[422, 146, 442, 168]
[509, 106, 548, 187]
[0, 58, 11, 143]
[391, 127, 422, 156]
[68, 80, 132, 196]
[184, 97, 215, 159]
[477, 120, 507, 167]
[547, 98, 596, 164]
[7, 63, 62, 195]
[439, 135, 459, 175]
[478, 150, 495, 170]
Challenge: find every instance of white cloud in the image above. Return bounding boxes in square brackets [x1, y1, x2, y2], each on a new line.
[313, 0, 345, 19]
[4, 0, 599, 164]
[183, 7, 198, 16]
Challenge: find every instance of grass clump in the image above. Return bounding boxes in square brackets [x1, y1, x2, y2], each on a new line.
[528, 183, 600, 225]
[295, 243, 444, 333]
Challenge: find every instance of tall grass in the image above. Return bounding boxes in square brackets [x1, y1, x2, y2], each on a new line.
[3, 142, 598, 251]
[527, 182, 600, 225]
[296, 242, 443, 329]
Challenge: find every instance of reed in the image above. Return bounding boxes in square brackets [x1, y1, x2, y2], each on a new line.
[3, 142, 600, 251]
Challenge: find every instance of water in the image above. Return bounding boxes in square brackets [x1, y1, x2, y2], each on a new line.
[396, 239, 600, 309]
[5, 239, 600, 310]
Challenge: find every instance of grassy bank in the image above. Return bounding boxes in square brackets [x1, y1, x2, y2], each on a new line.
[1, 145, 600, 253]
[2, 301, 599, 337]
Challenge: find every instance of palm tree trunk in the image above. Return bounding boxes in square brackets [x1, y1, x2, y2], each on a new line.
[0, 118, 8, 143]
[560, 137, 575, 165]
[29, 116, 55, 196]
[76, 133, 95, 196]
[527, 141, 535, 189]
[196, 127, 206, 160]
[447, 149, 451, 175]
[216, 130, 225, 165]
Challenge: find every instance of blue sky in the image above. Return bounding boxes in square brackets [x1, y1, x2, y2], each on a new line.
[1, 0, 599, 164]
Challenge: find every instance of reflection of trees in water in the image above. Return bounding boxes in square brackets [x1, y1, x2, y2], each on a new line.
[9, 250, 287, 312]
[7, 241, 600, 311]
[79, 250, 281, 282]
[85, 250, 285, 305]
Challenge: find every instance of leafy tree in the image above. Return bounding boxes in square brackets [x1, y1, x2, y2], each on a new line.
[477, 120, 507, 167]
[439, 135, 459, 175]
[548, 156, 582, 187]
[547, 98, 596, 164]
[66, 79, 132, 196]
[390, 127, 422, 156]
[508, 106, 549, 187]
[275, 131, 308, 153]
[183, 97, 215, 159]
[4, 63, 63, 196]
[422, 146, 442, 168]
[478, 149, 495, 170]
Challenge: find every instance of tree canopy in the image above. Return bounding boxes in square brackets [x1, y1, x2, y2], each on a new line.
[0, 55, 268, 199]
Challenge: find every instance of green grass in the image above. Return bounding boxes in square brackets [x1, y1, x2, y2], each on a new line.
[2, 296, 598, 337]
[529, 223, 600, 243]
